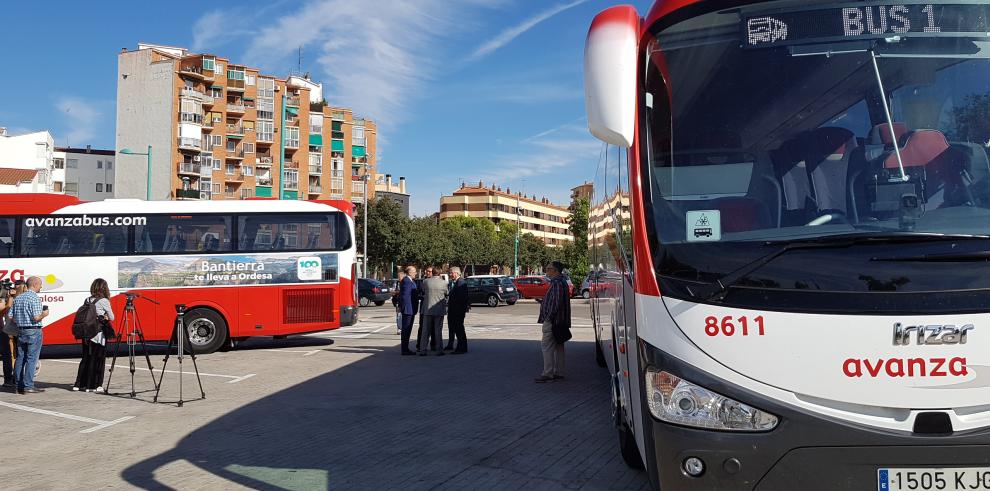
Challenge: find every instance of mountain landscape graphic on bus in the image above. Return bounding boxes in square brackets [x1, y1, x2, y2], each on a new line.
[118, 253, 339, 288]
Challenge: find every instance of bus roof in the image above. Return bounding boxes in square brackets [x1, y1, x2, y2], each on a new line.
[0, 193, 353, 216]
[643, 0, 707, 33]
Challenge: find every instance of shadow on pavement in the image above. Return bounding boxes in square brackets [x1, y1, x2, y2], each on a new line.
[119, 338, 648, 490]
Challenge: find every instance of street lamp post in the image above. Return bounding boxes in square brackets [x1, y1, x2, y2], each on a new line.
[119, 145, 152, 200]
[362, 160, 372, 278]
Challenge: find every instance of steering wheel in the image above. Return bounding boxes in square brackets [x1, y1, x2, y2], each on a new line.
[806, 211, 848, 226]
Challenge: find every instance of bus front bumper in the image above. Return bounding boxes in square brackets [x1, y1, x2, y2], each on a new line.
[643, 347, 990, 490]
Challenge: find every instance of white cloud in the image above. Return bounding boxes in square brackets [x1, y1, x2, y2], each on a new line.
[468, 0, 589, 61]
[54, 97, 104, 145]
[479, 118, 601, 190]
[205, 0, 504, 131]
[191, 11, 228, 52]
[484, 83, 583, 104]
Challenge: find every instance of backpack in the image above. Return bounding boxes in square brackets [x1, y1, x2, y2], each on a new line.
[71, 298, 101, 340]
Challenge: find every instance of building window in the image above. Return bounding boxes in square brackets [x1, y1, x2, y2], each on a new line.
[67, 159, 78, 169]
[96, 183, 103, 192]
[243, 142, 255, 153]
[212, 183, 221, 194]
[64, 182, 78, 195]
[227, 69, 244, 80]
[106, 161, 112, 170]
[246, 75, 256, 86]
[203, 57, 215, 72]
[106, 184, 113, 193]
[53, 182, 63, 192]
[243, 166, 254, 176]
[53, 158, 64, 169]
[97, 161, 103, 169]
[215, 62, 224, 75]
[209, 87, 222, 98]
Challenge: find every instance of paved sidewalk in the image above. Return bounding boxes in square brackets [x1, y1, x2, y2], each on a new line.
[0, 304, 649, 490]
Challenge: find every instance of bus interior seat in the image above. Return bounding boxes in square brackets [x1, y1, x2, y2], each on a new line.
[204, 236, 220, 251]
[866, 122, 909, 161]
[749, 154, 783, 228]
[306, 233, 319, 249]
[272, 234, 286, 250]
[806, 127, 857, 215]
[92, 235, 106, 254]
[162, 231, 181, 252]
[55, 236, 71, 255]
[137, 230, 153, 253]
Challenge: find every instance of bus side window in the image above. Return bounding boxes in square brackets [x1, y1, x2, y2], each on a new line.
[236, 213, 350, 252]
[0, 218, 14, 258]
[135, 216, 231, 254]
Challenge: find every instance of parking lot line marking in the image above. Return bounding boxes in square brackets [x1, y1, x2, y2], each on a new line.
[257, 349, 321, 356]
[48, 359, 253, 383]
[228, 373, 256, 384]
[0, 400, 134, 433]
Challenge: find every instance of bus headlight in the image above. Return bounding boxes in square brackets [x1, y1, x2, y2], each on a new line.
[645, 369, 778, 431]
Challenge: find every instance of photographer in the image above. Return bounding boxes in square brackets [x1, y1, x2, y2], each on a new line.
[73, 279, 114, 392]
[9, 277, 49, 394]
[0, 280, 17, 387]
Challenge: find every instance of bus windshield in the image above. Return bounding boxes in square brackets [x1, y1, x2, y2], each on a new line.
[644, 1, 990, 307]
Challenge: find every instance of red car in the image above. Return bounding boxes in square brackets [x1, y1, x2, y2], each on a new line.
[513, 276, 574, 301]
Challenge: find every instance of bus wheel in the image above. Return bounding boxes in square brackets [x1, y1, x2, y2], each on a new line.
[184, 309, 228, 354]
[619, 423, 645, 469]
[486, 294, 499, 307]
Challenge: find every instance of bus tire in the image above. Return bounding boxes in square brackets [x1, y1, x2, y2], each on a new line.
[619, 422, 645, 469]
[486, 294, 499, 307]
[183, 308, 228, 354]
[359, 296, 371, 307]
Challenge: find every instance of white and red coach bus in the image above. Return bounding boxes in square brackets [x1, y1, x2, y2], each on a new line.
[0, 194, 357, 353]
[585, 1, 990, 489]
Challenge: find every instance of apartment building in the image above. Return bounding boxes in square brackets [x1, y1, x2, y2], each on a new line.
[439, 181, 573, 247]
[115, 43, 377, 202]
[588, 190, 631, 247]
[570, 181, 593, 209]
[374, 172, 410, 217]
[53, 146, 116, 200]
[0, 128, 59, 193]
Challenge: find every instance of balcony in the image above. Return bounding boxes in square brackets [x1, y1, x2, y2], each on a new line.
[176, 188, 201, 199]
[286, 95, 301, 107]
[180, 88, 204, 101]
[331, 131, 345, 139]
[285, 140, 300, 150]
[227, 79, 246, 92]
[310, 125, 323, 134]
[180, 112, 203, 124]
[202, 118, 214, 129]
[225, 148, 245, 160]
[225, 171, 246, 182]
[257, 133, 274, 144]
[177, 137, 201, 151]
[330, 170, 344, 178]
[178, 162, 201, 175]
[202, 95, 215, 106]
[285, 116, 299, 127]
[179, 65, 211, 81]
[256, 177, 273, 186]
[309, 165, 322, 175]
[226, 123, 245, 136]
[226, 102, 246, 114]
[308, 184, 323, 195]
[283, 182, 299, 191]
[256, 155, 274, 167]
[240, 189, 254, 199]
[284, 160, 300, 169]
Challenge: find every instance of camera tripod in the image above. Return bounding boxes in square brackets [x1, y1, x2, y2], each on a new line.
[153, 304, 205, 407]
[104, 293, 159, 397]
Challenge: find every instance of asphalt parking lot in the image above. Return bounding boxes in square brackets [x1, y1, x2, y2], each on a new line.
[0, 300, 648, 490]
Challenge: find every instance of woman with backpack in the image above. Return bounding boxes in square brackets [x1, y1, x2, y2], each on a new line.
[73, 278, 115, 392]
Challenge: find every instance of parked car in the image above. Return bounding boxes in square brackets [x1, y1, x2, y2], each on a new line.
[358, 278, 392, 307]
[514, 275, 575, 301]
[465, 275, 519, 307]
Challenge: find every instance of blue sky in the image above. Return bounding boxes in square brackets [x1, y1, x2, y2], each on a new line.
[1, 0, 652, 215]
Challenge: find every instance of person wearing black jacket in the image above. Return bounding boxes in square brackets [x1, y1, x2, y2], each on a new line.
[444, 267, 470, 354]
[535, 261, 571, 383]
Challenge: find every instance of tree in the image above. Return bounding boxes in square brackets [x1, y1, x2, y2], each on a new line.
[442, 216, 497, 274]
[566, 198, 591, 280]
[355, 198, 407, 277]
[400, 217, 453, 268]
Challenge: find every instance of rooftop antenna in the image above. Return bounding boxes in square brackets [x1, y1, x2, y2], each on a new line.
[297, 46, 303, 75]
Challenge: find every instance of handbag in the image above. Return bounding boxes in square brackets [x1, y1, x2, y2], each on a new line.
[2, 317, 20, 337]
[100, 317, 116, 340]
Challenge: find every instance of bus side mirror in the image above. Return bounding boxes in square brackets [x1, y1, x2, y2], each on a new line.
[584, 5, 640, 148]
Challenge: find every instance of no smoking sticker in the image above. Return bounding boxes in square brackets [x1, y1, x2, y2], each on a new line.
[686, 210, 721, 242]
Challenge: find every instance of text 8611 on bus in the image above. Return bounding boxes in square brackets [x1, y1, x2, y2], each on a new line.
[0, 194, 358, 353]
[585, 1, 990, 489]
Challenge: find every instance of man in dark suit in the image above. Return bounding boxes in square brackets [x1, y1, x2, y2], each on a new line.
[398, 265, 419, 355]
[444, 266, 470, 354]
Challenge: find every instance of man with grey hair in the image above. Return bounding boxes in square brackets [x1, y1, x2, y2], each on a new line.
[8, 276, 48, 393]
[418, 266, 448, 356]
[445, 266, 470, 354]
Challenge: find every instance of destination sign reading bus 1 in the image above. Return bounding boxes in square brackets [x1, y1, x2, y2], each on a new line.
[743, 4, 990, 49]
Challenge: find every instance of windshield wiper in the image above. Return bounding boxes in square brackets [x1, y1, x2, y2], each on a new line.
[872, 250, 990, 262]
[691, 232, 990, 302]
